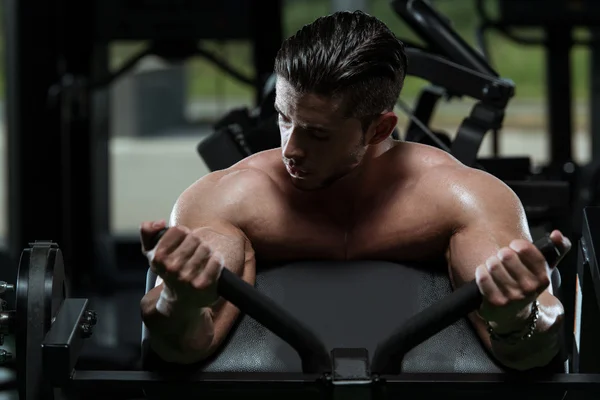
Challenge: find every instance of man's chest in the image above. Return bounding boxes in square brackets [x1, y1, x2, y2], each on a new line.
[242, 191, 454, 264]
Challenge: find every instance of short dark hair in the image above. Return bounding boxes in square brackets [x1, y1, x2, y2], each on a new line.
[274, 10, 407, 129]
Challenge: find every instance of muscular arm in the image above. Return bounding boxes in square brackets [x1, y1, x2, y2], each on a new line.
[140, 170, 259, 364]
[444, 167, 564, 371]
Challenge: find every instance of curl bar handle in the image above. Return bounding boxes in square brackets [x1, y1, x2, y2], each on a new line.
[392, 0, 499, 78]
[149, 228, 331, 374]
[371, 235, 563, 374]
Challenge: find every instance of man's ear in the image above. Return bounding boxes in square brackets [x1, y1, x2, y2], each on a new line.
[367, 112, 398, 145]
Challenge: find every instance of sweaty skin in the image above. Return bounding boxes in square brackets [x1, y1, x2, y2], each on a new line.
[141, 79, 567, 370]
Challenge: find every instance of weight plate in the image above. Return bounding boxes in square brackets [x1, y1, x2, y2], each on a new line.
[16, 241, 68, 400]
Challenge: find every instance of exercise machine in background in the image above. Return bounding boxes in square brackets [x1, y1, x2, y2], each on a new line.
[4, 0, 283, 374]
[197, 0, 577, 356]
[475, 0, 600, 229]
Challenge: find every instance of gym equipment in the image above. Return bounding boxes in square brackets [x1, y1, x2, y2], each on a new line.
[573, 207, 600, 373]
[391, 0, 509, 164]
[0, 281, 14, 359]
[2, 221, 600, 399]
[15, 242, 67, 399]
[141, 231, 566, 380]
[6, 0, 283, 300]
[475, 0, 600, 175]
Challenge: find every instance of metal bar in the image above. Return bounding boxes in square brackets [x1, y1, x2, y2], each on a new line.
[451, 102, 506, 167]
[250, 0, 283, 106]
[381, 373, 600, 390]
[581, 207, 600, 306]
[68, 370, 600, 389]
[55, 0, 98, 295]
[72, 371, 323, 382]
[217, 268, 332, 373]
[5, 0, 65, 267]
[591, 29, 600, 161]
[405, 48, 514, 108]
[391, 0, 498, 77]
[497, 0, 600, 27]
[42, 299, 90, 385]
[545, 26, 573, 170]
[404, 85, 445, 143]
[577, 207, 600, 372]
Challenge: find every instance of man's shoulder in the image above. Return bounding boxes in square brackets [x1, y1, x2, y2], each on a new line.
[390, 142, 515, 206]
[191, 156, 281, 196]
[407, 145, 521, 221]
[387, 141, 461, 179]
[172, 161, 281, 228]
[178, 149, 281, 206]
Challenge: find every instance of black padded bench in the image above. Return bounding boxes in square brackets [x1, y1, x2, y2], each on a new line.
[141, 260, 566, 399]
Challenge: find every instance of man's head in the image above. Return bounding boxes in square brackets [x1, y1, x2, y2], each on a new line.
[274, 10, 407, 191]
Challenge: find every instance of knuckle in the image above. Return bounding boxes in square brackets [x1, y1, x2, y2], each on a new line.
[187, 233, 200, 245]
[198, 243, 213, 257]
[191, 275, 213, 291]
[497, 248, 513, 262]
[172, 225, 189, 236]
[507, 290, 526, 302]
[538, 274, 551, 288]
[491, 296, 509, 307]
[520, 279, 538, 294]
[153, 249, 167, 263]
[487, 260, 501, 273]
[165, 259, 181, 273]
[177, 269, 193, 282]
[512, 239, 531, 253]
[477, 270, 490, 284]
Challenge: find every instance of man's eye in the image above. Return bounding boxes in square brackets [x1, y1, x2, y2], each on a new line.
[278, 114, 290, 124]
[311, 132, 330, 141]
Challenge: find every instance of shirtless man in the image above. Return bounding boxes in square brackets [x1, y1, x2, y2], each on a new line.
[140, 11, 571, 371]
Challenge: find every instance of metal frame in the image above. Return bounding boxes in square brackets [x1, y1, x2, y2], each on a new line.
[404, 47, 513, 168]
[405, 48, 513, 108]
[392, 0, 498, 77]
[56, 371, 600, 395]
[38, 212, 600, 397]
[574, 207, 600, 373]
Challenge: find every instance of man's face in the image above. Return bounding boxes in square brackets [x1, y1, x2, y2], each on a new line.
[275, 78, 369, 191]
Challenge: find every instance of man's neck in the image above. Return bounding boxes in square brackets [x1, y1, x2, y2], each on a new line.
[313, 138, 397, 200]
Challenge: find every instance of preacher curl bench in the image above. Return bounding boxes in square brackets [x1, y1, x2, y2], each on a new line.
[141, 235, 567, 400]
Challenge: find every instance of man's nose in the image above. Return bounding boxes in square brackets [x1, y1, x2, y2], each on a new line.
[282, 130, 307, 161]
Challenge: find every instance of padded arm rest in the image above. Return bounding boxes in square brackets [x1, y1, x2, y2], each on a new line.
[141, 260, 565, 374]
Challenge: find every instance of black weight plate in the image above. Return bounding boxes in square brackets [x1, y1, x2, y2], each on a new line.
[16, 241, 67, 400]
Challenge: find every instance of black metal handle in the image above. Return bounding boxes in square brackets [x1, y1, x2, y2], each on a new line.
[391, 0, 498, 77]
[370, 235, 563, 374]
[149, 228, 331, 374]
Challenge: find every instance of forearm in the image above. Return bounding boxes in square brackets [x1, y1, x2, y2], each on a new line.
[141, 285, 216, 364]
[487, 296, 564, 371]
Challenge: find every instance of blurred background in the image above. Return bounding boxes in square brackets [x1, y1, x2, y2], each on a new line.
[1, 0, 600, 393]
[0, 0, 595, 241]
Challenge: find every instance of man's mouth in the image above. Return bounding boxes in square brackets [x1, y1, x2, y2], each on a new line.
[286, 164, 310, 178]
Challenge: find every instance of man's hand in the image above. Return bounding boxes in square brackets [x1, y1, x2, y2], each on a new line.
[140, 221, 226, 309]
[475, 230, 572, 330]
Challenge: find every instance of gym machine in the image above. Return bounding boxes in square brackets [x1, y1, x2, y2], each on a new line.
[5, 0, 283, 297]
[2, 213, 600, 399]
[476, 0, 600, 175]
